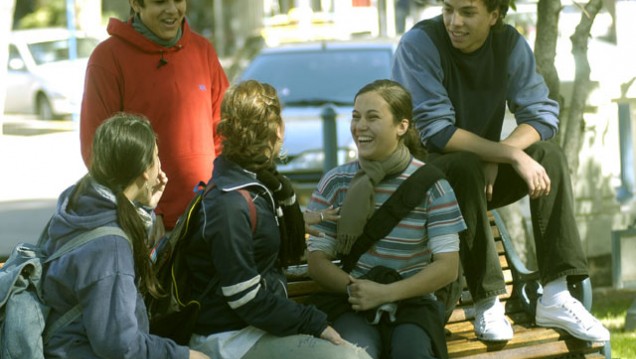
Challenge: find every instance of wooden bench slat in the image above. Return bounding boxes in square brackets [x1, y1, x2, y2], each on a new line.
[448, 324, 606, 357]
[451, 337, 606, 359]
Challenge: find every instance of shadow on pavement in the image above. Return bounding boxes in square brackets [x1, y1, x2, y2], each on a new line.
[0, 197, 57, 261]
[2, 115, 75, 136]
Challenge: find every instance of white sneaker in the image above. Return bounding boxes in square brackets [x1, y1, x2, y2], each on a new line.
[536, 297, 610, 342]
[474, 302, 514, 341]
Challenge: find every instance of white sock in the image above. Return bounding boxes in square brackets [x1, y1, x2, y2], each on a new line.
[475, 296, 502, 315]
[541, 276, 571, 306]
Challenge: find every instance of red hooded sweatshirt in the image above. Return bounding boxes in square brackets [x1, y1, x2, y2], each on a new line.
[80, 17, 229, 229]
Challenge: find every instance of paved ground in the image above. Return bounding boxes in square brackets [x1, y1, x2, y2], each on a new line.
[0, 116, 84, 201]
[0, 115, 85, 257]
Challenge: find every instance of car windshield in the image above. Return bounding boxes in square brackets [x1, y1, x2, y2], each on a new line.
[28, 37, 98, 65]
[240, 48, 393, 105]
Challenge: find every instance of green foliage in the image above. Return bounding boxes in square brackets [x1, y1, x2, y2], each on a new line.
[16, 0, 66, 29]
[610, 333, 636, 359]
[592, 289, 636, 358]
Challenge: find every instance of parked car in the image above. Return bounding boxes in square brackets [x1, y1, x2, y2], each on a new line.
[4, 28, 100, 120]
[235, 39, 397, 204]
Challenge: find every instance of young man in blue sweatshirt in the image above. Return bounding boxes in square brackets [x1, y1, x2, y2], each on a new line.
[392, 0, 609, 343]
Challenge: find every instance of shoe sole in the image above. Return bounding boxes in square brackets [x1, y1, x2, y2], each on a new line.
[476, 333, 513, 342]
[474, 318, 514, 342]
[535, 318, 609, 342]
[475, 326, 514, 342]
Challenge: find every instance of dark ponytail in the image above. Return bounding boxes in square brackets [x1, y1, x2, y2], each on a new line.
[115, 191, 163, 297]
[88, 113, 163, 298]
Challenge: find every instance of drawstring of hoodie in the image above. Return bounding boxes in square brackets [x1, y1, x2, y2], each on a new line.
[157, 51, 168, 68]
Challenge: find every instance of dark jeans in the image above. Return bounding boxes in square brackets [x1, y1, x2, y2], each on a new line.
[428, 141, 589, 302]
[333, 312, 436, 359]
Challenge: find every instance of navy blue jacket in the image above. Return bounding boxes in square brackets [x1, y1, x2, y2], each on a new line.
[186, 155, 328, 337]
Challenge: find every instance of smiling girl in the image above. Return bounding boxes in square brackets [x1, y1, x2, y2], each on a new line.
[306, 80, 466, 359]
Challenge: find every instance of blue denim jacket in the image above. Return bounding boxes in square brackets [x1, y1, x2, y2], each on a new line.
[0, 243, 49, 359]
[1, 226, 130, 359]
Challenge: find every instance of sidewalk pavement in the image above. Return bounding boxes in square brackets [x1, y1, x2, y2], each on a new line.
[0, 123, 86, 202]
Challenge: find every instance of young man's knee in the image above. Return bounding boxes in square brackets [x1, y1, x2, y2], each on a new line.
[527, 141, 568, 170]
[433, 152, 481, 174]
[435, 152, 485, 188]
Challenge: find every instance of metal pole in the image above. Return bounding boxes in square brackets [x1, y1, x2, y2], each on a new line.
[616, 100, 634, 203]
[615, 77, 636, 204]
[626, 297, 636, 331]
[1, 0, 17, 136]
[321, 105, 338, 173]
[377, 0, 387, 37]
[66, 0, 77, 60]
[66, 0, 79, 122]
[385, 0, 396, 38]
[213, 0, 225, 57]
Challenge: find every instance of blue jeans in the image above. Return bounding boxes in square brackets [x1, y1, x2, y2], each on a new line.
[333, 312, 437, 359]
[428, 141, 589, 301]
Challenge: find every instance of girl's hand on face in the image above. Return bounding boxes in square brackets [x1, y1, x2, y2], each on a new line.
[147, 170, 168, 208]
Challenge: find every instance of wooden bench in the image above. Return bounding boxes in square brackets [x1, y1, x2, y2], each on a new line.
[285, 210, 611, 358]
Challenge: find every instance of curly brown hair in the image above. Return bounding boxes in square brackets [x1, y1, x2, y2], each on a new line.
[217, 80, 283, 172]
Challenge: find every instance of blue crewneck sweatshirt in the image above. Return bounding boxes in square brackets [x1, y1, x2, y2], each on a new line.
[392, 15, 559, 152]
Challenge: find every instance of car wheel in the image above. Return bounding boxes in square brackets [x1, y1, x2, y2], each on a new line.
[36, 94, 55, 121]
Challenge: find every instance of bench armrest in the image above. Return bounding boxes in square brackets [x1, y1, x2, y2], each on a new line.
[490, 210, 592, 316]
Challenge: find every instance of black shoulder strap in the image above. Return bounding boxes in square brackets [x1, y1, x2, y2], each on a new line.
[341, 164, 445, 273]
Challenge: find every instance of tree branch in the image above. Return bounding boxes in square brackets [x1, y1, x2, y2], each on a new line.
[562, 0, 603, 175]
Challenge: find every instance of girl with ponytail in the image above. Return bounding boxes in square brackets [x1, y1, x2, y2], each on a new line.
[41, 113, 208, 359]
[305, 80, 465, 359]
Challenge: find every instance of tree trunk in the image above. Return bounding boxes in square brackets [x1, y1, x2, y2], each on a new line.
[562, 0, 604, 176]
[505, 0, 602, 263]
[503, 0, 563, 269]
[535, 0, 562, 106]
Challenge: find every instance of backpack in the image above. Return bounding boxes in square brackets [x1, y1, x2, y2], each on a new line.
[146, 181, 257, 345]
[0, 225, 128, 359]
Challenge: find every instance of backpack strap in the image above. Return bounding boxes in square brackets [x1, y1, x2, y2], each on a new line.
[207, 181, 257, 234]
[36, 218, 53, 247]
[43, 304, 82, 343]
[45, 226, 129, 263]
[173, 181, 209, 245]
[341, 164, 445, 273]
[192, 184, 258, 302]
[43, 226, 129, 343]
[237, 189, 257, 234]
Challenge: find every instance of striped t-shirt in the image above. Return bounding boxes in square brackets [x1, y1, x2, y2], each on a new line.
[306, 158, 466, 279]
